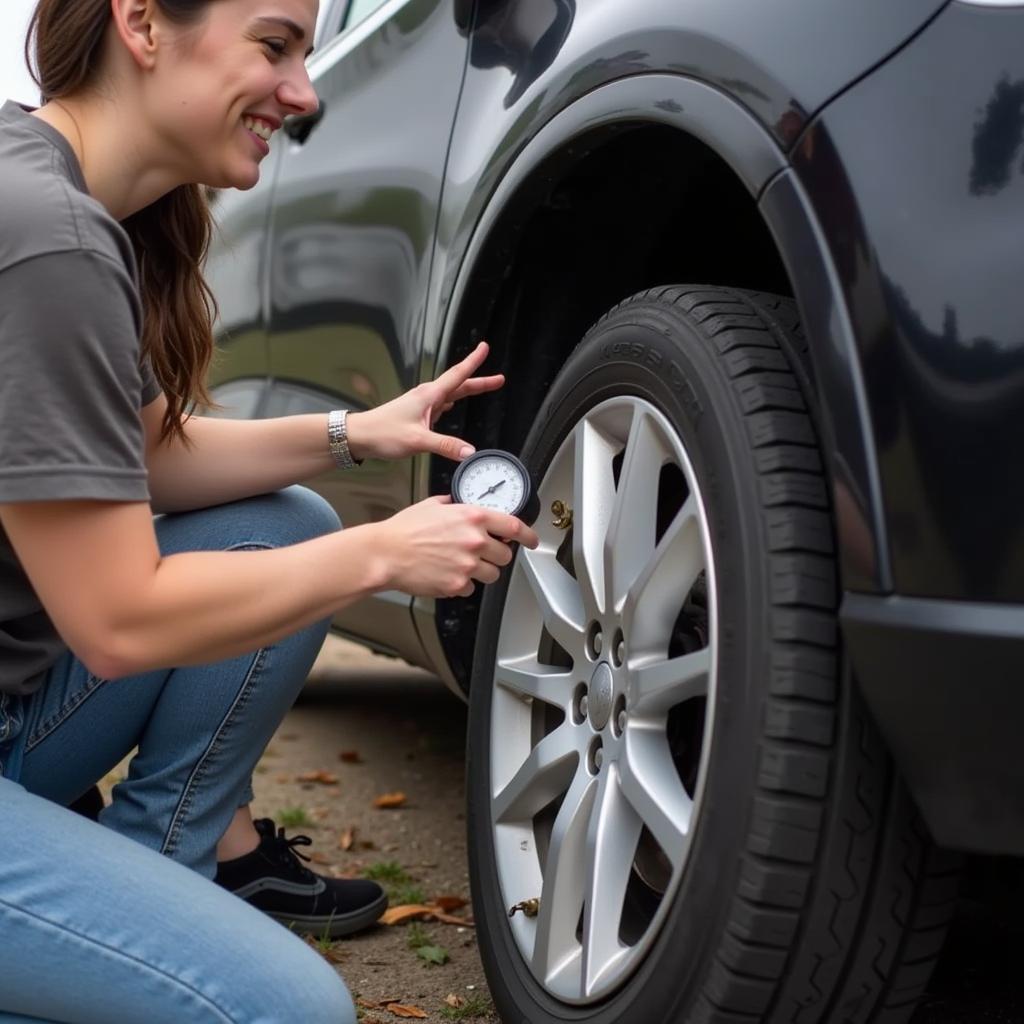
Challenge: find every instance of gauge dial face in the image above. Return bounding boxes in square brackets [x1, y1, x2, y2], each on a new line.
[453, 451, 528, 515]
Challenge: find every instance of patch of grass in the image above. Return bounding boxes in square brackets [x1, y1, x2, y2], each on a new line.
[440, 993, 493, 1020]
[390, 884, 426, 906]
[277, 806, 311, 828]
[362, 860, 410, 884]
[361, 861, 426, 905]
[415, 943, 449, 966]
[316, 914, 335, 952]
[406, 922, 431, 949]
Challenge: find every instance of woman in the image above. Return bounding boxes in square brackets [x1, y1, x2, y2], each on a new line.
[0, 0, 538, 1020]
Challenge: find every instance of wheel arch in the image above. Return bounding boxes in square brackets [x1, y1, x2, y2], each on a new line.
[414, 73, 886, 692]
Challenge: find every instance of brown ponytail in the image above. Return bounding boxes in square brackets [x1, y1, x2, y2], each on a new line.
[25, 0, 218, 444]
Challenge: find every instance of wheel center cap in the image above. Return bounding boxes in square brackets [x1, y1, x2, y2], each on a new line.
[588, 663, 614, 729]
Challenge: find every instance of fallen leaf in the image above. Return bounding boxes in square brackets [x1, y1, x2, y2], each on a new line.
[385, 1004, 428, 1019]
[338, 750, 363, 763]
[309, 851, 332, 866]
[274, 774, 291, 783]
[356, 996, 402, 1010]
[433, 895, 468, 913]
[415, 944, 449, 965]
[430, 909, 475, 927]
[373, 792, 407, 809]
[338, 827, 355, 851]
[296, 770, 339, 785]
[358, 839, 378, 851]
[380, 904, 475, 927]
[380, 904, 436, 926]
[444, 993, 464, 1008]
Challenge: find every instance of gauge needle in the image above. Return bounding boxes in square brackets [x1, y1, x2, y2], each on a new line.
[477, 480, 506, 500]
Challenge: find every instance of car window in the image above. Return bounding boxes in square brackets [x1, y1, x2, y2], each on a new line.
[314, 0, 340, 46]
[205, 380, 266, 420]
[343, 0, 390, 30]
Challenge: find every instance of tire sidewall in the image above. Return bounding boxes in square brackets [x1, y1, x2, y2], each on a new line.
[468, 305, 786, 1022]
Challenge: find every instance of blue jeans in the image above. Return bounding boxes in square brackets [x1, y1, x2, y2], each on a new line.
[0, 487, 356, 1023]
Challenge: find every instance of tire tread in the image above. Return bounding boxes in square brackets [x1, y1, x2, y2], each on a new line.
[600, 286, 958, 1024]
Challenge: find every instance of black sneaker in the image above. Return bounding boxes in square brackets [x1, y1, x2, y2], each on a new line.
[67, 784, 105, 822]
[215, 818, 387, 938]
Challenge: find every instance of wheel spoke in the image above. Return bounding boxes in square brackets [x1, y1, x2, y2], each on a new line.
[581, 766, 642, 995]
[493, 724, 578, 825]
[518, 547, 586, 656]
[619, 728, 691, 869]
[571, 418, 618, 618]
[623, 495, 704, 658]
[495, 656, 575, 709]
[532, 769, 597, 983]
[632, 648, 710, 718]
[605, 409, 667, 613]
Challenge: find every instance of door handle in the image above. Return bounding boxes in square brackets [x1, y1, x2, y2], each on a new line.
[283, 98, 326, 144]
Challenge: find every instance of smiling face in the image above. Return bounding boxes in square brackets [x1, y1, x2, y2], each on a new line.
[144, 0, 319, 190]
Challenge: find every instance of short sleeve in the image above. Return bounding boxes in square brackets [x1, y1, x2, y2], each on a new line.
[0, 249, 152, 502]
[140, 356, 161, 407]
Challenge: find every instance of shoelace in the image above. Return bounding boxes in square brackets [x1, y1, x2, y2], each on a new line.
[269, 826, 316, 877]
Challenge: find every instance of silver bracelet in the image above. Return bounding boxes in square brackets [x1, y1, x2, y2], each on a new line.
[327, 409, 358, 470]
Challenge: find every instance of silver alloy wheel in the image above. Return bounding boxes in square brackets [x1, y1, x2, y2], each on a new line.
[490, 396, 718, 1003]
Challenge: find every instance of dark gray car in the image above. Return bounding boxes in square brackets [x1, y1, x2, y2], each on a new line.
[206, 1, 1024, 1021]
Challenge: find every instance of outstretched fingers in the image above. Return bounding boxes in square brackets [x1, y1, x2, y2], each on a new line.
[433, 341, 498, 397]
[447, 373, 505, 401]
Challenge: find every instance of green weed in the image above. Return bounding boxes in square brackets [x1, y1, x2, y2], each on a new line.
[277, 806, 311, 828]
[406, 922, 431, 949]
[390, 884, 426, 906]
[440, 993, 493, 1020]
[362, 860, 410, 884]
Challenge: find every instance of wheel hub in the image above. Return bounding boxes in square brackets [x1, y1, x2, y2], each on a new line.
[588, 662, 614, 730]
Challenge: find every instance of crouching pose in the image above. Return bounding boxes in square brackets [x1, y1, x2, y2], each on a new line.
[0, 0, 538, 1020]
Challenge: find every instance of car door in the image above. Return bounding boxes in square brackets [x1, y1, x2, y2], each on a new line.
[263, 0, 472, 660]
[204, 2, 343, 419]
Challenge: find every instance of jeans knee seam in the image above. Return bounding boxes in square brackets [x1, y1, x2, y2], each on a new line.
[160, 647, 268, 858]
[24, 674, 106, 753]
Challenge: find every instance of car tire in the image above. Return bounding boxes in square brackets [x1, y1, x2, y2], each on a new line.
[466, 285, 961, 1024]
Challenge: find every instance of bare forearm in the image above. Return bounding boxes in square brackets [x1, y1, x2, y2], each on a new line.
[147, 413, 339, 513]
[106, 523, 385, 677]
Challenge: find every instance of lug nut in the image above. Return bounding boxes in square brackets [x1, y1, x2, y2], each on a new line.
[593, 747, 604, 770]
[593, 632, 603, 656]
[579, 695, 589, 719]
[616, 638, 625, 665]
[617, 708, 627, 733]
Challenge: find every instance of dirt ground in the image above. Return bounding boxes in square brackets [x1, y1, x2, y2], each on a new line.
[252, 636, 499, 1024]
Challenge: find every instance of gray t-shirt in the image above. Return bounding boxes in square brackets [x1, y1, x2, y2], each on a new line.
[0, 101, 160, 696]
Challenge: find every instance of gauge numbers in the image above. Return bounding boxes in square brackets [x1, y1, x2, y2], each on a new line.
[452, 450, 530, 517]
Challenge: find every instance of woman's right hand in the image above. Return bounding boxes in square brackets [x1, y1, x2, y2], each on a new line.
[370, 496, 540, 598]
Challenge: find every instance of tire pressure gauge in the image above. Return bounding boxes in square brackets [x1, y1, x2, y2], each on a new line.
[451, 449, 540, 525]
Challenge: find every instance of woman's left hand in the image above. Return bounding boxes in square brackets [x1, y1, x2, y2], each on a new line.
[344, 341, 504, 462]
